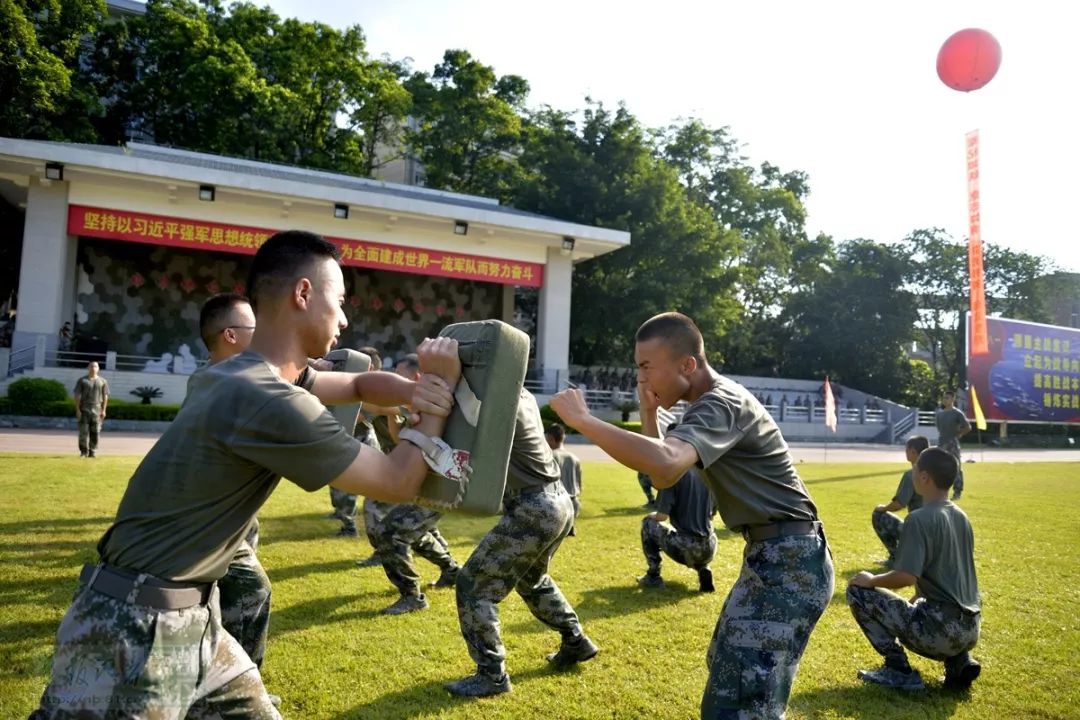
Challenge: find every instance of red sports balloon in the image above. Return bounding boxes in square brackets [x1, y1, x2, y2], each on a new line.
[937, 28, 1002, 92]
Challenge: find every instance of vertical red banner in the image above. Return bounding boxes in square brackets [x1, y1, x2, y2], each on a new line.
[966, 130, 988, 355]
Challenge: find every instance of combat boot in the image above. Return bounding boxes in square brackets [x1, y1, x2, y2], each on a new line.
[445, 672, 512, 697]
[430, 565, 459, 588]
[858, 666, 926, 691]
[636, 571, 664, 589]
[382, 593, 429, 615]
[546, 633, 599, 668]
[697, 567, 715, 592]
[943, 653, 981, 690]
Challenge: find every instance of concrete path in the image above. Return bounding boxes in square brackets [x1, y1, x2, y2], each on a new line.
[1, 428, 1076, 463]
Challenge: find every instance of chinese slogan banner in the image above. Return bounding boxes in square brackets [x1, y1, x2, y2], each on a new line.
[966, 315, 1080, 424]
[67, 205, 543, 287]
[965, 131, 988, 355]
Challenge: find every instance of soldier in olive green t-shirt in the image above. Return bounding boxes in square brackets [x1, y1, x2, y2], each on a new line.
[73, 361, 109, 457]
[871, 435, 929, 564]
[550, 312, 833, 719]
[848, 446, 982, 692]
[32, 230, 460, 719]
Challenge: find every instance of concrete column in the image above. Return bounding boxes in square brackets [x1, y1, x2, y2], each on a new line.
[535, 247, 572, 390]
[501, 284, 515, 324]
[12, 179, 77, 354]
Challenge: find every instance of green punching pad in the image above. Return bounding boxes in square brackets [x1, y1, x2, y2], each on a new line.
[415, 320, 529, 515]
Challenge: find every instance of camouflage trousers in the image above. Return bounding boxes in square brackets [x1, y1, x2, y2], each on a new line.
[940, 438, 965, 494]
[362, 498, 394, 547]
[329, 487, 358, 533]
[78, 412, 102, 456]
[871, 509, 904, 560]
[642, 516, 717, 575]
[219, 541, 272, 669]
[846, 586, 980, 667]
[456, 484, 582, 677]
[637, 472, 656, 504]
[373, 504, 458, 597]
[701, 525, 834, 720]
[31, 571, 279, 719]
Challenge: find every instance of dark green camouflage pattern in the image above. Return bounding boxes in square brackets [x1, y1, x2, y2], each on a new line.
[219, 543, 272, 669]
[871, 509, 904, 561]
[701, 529, 834, 719]
[456, 485, 582, 677]
[847, 586, 980, 667]
[77, 414, 102, 456]
[641, 516, 717, 575]
[30, 580, 279, 718]
[372, 504, 458, 597]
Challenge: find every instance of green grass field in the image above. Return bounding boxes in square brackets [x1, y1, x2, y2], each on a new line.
[2, 455, 1078, 719]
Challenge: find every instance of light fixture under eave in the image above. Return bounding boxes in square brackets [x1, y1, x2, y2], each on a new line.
[334, 203, 349, 219]
[44, 162, 64, 181]
[561, 236, 575, 256]
[198, 185, 216, 202]
[454, 220, 468, 236]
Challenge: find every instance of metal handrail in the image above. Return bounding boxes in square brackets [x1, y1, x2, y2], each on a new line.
[6, 345, 35, 377]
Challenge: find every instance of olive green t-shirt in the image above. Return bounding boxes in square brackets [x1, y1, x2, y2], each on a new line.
[935, 407, 969, 444]
[666, 373, 818, 531]
[656, 469, 715, 539]
[98, 350, 362, 582]
[505, 388, 561, 493]
[74, 375, 109, 411]
[893, 470, 923, 513]
[552, 447, 582, 498]
[894, 500, 980, 612]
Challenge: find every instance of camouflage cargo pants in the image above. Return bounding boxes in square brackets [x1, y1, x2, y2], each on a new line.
[362, 498, 394, 547]
[642, 516, 717, 574]
[456, 484, 582, 677]
[847, 585, 980, 666]
[31, 573, 279, 719]
[637, 472, 656, 504]
[373, 504, 458, 597]
[940, 438, 965, 494]
[78, 412, 102, 456]
[219, 541, 272, 669]
[701, 525, 834, 720]
[871, 509, 904, 560]
[329, 487, 358, 533]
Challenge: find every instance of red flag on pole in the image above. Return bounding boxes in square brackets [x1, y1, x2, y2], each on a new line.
[966, 130, 989, 355]
[824, 377, 838, 432]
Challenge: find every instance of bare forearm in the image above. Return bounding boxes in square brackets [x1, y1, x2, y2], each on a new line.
[576, 415, 682, 487]
[640, 407, 660, 439]
[331, 412, 446, 501]
[353, 373, 415, 407]
[866, 570, 917, 590]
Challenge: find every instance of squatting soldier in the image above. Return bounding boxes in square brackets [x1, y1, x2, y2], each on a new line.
[935, 391, 972, 500]
[847, 446, 982, 692]
[73, 361, 109, 457]
[367, 353, 460, 615]
[552, 312, 834, 720]
[446, 388, 600, 698]
[30, 231, 461, 718]
[637, 458, 717, 593]
[871, 435, 930, 565]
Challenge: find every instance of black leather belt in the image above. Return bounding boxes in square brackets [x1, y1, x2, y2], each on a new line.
[80, 564, 214, 610]
[742, 520, 819, 543]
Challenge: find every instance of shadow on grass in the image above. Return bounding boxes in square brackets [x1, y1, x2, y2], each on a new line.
[0, 516, 113, 533]
[791, 680, 963, 719]
[565, 581, 702, 624]
[330, 664, 577, 720]
[270, 594, 384, 636]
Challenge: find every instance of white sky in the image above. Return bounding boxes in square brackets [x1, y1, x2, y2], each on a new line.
[264, 0, 1079, 272]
